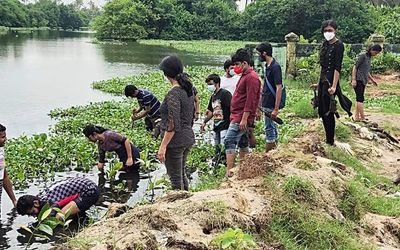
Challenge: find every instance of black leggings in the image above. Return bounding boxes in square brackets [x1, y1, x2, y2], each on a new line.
[354, 81, 366, 103]
[322, 113, 335, 145]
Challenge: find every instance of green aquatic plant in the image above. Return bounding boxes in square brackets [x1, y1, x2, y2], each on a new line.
[106, 161, 123, 182]
[6, 66, 217, 187]
[138, 40, 256, 56]
[20, 203, 72, 244]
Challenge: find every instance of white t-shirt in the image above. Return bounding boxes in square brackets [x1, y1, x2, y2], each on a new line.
[220, 75, 240, 96]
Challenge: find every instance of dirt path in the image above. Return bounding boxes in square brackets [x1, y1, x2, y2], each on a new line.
[57, 116, 400, 250]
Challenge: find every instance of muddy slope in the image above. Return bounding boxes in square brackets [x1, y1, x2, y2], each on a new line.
[58, 115, 400, 250]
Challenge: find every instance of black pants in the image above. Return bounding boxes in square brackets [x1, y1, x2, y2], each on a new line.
[75, 186, 100, 214]
[354, 81, 366, 103]
[322, 113, 335, 145]
[165, 146, 191, 190]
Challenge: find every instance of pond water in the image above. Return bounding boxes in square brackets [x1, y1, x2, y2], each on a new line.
[0, 30, 287, 249]
[0, 164, 168, 249]
[0, 30, 227, 139]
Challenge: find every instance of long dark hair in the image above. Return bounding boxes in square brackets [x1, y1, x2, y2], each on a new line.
[367, 44, 382, 56]
[159, 55, 193, 97]
[83, 124, 107, 138]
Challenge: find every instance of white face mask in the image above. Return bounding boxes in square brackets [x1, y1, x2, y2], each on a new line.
[324, 32, 335, 41]
[228, 69, 235, 77]
[207, 85, 216, 92]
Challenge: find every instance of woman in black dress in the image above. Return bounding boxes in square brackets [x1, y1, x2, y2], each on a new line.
[312, 20, 352, 145]
[158, 56, 195, 190]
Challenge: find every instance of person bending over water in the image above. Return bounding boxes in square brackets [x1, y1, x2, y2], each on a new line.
[83, 125, 140, 172]
[16, 177, 99, 219]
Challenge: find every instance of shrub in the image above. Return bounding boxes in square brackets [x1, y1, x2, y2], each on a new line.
[371, 52, 400, 74]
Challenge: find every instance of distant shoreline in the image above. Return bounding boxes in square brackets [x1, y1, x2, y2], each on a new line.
[0, 26, 95, 34]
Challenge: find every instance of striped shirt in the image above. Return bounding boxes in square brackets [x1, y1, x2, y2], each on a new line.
[136, 89, 161, 119]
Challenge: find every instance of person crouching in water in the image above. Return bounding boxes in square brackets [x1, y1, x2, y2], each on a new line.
[16, 177, 99, 219]
[351, 44, 382, 122]
[83, 125, 140, 172]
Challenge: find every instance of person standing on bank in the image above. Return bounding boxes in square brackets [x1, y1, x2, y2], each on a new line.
[158, 55, 195, 190]
[351, 44, 382, 122]
[256, 42, 285, 152]
[0, 124, 17, 212]
[224, 49, 261, 177]
[201, 74, 232, 155]
[311, 20, 352, 146]
[83, 125, 141, 172]
[220, 59, 240, 96]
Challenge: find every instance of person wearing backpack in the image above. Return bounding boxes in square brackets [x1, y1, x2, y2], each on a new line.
[256, 43, 286, 152]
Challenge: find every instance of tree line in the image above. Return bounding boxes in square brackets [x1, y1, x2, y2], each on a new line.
[92, 0, 399, 43]
[0, 0, 100, 30]
[1, 0, 399, 43]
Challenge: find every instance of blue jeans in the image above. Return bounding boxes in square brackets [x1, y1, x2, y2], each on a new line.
[224, 123, 249, 155]
[264, 108, 278, 143]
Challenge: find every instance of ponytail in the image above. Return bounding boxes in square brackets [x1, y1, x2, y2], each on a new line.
[176, 73, 193, 97]
[83, 124, 108, 138]
[159, 55, 194, 97]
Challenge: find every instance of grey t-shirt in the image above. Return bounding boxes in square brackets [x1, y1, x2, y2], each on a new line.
[355, 53, 371, 85]
[160, 86, 195, 148]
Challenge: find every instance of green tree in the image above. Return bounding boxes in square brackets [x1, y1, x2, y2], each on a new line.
[374, 6, 400, 43]
[0, 0, 28, 27]
[59, 4, 84, 30]
[34, 0, 60, 28]
[82, 0, 102, 26]
[26, 4, 49, 27]
[324, 0, 375, 43]
[158, 0, 239, 40]
[242, 0, 375, 43]
[242, 0, 325, 42]
[92, 0, 152, 40]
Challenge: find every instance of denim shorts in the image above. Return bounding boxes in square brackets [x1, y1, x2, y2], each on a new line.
[264, 108, 278, 143]
[224, 123, 249, 154]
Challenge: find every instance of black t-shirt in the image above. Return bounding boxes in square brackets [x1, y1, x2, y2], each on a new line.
[207, 88, 232, 132]
[262, 59, 282, 109]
